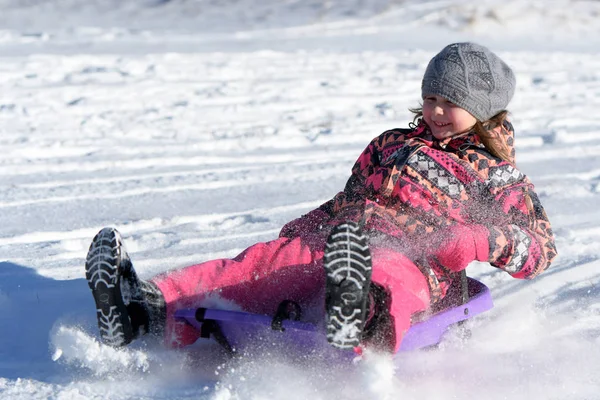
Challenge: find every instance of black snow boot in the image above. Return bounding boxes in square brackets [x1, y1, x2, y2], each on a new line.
[85, 227, 165, 347]
[323, 222, 373, 349]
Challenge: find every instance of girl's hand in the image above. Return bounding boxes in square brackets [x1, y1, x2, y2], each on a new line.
[429, 224, 490, 272]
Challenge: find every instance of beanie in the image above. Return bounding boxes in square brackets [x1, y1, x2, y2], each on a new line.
[421, 42, 516, 121]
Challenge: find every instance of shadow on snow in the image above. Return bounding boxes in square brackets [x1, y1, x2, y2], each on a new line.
[0, 261, 94, 382]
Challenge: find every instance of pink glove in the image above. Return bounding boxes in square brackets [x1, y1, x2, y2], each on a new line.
[279, 208, 330, 239]
[429, 224, 490, 272]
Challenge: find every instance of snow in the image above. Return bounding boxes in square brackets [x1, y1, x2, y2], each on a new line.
[1, 0, 600, 398]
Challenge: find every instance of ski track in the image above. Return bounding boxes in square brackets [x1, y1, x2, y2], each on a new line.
[0, 163, 348, 208]
[1, 6, 600, 399]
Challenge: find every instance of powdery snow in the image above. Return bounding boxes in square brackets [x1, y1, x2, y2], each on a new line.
[1, 1, 600, 399]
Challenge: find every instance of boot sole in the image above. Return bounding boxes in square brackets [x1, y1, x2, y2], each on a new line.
[324, 222, 372, 349]
[85, 228, 133, 347]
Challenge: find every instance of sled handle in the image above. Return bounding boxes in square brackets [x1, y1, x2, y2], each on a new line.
[195, 308, 235, 355]
[460, 269, 469, 306]
[271, 300, 302, 332]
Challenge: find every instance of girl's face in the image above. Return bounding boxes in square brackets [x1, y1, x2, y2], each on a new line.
[422, 95, 477, 140]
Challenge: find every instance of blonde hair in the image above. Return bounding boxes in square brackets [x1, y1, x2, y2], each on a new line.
[409, 107, 512, 163]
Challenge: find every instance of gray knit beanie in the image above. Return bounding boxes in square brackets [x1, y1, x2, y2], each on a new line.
[421, 42, 516, 121]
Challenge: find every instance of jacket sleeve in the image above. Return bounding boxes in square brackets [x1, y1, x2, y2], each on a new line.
[278, 200, 334, 239]
[485, 179, 557, 279]
[331, 137, 381, 210]
[279, 138, 380, 239]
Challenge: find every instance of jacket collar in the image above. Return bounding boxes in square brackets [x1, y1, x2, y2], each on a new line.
[418, 120, 516, 164]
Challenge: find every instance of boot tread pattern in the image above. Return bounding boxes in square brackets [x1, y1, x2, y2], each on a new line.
[85, 228, 133, 347]
[324, 222, 372, 349]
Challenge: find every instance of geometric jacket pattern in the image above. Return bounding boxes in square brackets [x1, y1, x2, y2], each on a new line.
[283, 121, 557, 304]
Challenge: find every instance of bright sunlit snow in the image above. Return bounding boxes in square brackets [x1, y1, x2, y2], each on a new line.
[1, 1, 600, 399]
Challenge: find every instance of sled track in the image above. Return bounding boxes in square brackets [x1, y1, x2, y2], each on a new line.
[84, 228, 133, 347]
[324, 222, 372, 349]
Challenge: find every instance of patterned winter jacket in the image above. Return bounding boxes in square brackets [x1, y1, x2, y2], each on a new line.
[281, 121, 557, 303]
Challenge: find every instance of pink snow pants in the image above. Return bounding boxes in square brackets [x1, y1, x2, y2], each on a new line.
[151, 235, 430, 352]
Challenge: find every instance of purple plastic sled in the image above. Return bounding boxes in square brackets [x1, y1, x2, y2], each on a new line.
[175, 276, 493, 358]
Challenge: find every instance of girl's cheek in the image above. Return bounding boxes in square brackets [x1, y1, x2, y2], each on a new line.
[422, 103, 432, 118]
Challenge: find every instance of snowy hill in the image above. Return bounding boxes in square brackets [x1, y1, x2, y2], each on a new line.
[1, 0, 600, 53]
[1, 1, 600, 399]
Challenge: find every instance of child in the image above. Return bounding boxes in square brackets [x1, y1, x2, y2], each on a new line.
[85, 42, 557, 353]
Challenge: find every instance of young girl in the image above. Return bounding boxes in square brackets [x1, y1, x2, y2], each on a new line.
[85, 42, 557, 353]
